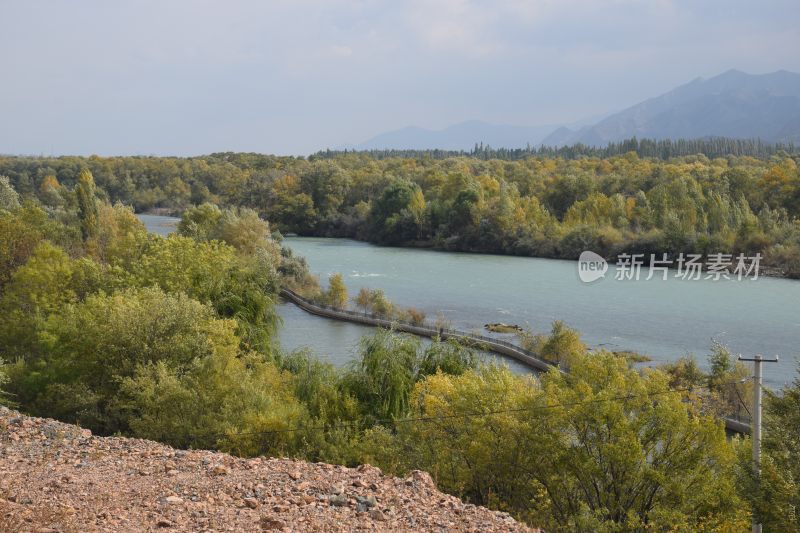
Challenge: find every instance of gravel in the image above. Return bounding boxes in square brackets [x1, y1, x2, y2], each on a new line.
[0, 406, 534, 532]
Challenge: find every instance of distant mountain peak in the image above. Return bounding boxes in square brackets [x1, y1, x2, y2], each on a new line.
[542, 69, 800, 146]
[350, 70, 800, 152]
[354, 120, 561, 151]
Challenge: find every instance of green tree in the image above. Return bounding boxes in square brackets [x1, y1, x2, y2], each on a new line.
[368, 181, 426, 244]
[15, 287, 236, 433]
[178, 202, 222, 240]
[342, 330, 420, 422]
[527, 353, 747, 531]
[397, 365, 538, 512]
[739, 366, 800, 531]
[342, 330, 477, 424]
[0, 175, 20, 211]
[0, 206, 45, 286]
[75, 169, 99, 246]
[368, 288, 392, 317]
[540, 320, 586, 368]
[120, 351, 307, 457]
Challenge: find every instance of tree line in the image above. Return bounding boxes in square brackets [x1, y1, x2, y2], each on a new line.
[316, 136, 798, 161]
[1, 145, 799, 277]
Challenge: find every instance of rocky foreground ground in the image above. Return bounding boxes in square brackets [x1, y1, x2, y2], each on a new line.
[0, 407, 533, 532]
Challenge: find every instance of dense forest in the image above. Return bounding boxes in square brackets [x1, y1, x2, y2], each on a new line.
[0, 173, 799, 530]
[2, 139, 799, 277]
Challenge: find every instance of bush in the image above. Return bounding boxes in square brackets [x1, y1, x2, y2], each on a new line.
[12, 287, 239, 433]
[539, 320, 586, 368]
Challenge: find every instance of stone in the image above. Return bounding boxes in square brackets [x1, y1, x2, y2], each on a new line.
[260, 516, 285, 531]
[369, 509, 387, 521]
[161, 495, 184, 505]
[211, 464, 229, 476]
[243, 497, 259, 509]
[328, 494, 348, 507]
[0, 407, 529, 532]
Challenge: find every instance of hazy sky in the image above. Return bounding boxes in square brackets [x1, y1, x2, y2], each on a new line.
[2, 0, 799, 155]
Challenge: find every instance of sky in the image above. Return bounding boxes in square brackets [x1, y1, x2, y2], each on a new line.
[1, 0, 799, 155]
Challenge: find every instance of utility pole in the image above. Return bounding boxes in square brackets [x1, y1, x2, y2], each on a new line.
[738, 354, 779, 533]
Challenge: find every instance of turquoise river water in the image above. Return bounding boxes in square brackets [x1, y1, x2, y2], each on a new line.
[139, 216, 799, 388]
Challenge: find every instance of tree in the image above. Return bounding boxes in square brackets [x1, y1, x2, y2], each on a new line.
[368, 181, 426, 244]
[526, 353, 747, 530]
[540, 320, 586, 368]
[0, 241, 77, 316]
[39, 175, 63, 207]
[343, 329, 420, 422]
[133, 236, 237, 302]
[0, 176, 20, 211]
[368, 288, 392, 317]
[120, 351, 307, 457]
[95, 203, 149, 268]
[0, 206, 45, 286]
[397, 365, 539, 512]
[133, 234, 280, 353]
[215, 207, 277, 258]
[324, 273, 348, 308]
[15, 287, 236, 433]
[178, 202, 222, 240]
[354, 287, 370, 315]
[739, 365, 800, 530]
[394, 354, 748, 530]
[75, 169, 99, 246]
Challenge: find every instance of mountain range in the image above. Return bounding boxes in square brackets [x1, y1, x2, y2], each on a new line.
[352, 70, 800, 150]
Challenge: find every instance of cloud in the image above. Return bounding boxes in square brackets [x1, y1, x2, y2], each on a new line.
[328, 45, 354, 57]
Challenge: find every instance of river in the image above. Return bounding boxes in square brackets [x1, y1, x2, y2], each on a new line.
[137, 215, 799, 388]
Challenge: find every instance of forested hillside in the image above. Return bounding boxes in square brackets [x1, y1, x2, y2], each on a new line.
[2, 141, 799, 276]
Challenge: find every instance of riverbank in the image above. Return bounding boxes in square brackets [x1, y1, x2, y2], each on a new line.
[308, 232, 798, 279]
